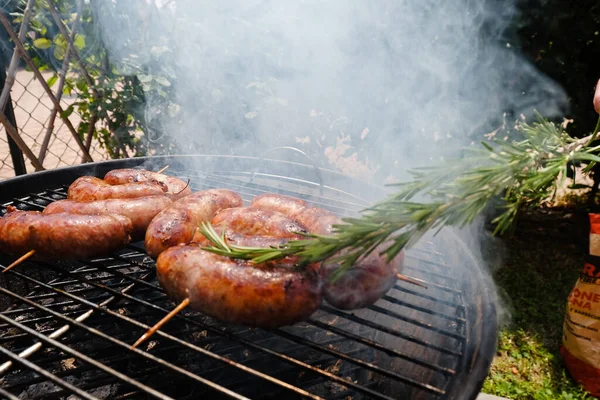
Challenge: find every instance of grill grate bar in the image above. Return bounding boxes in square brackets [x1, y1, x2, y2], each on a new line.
[404, 256, 456, 280]
[0, 287, 297, 400]
[1, 265, 415, 400]
[306, 318, 456, 375]
[368, 304, 465, 341]
[12, 259, 135, 301]
[381, 295, 466, 323]
[2, 338, 228, 397]
[392, 285, 461, 309]
[22, 281, 129, 302]
[0, 340, 102, 400]
[321, 305, 462, 357]
[0, 280, 138, 375]
[274, 328, 447, 395]
[31, 193, 61, 203]
[193, 172, 366, 213]
[1, 296, 106, 317]
[399, 271, 462, 295]
[64, 249, 465, 350]
[11, 198, 44, 210]
[0, 387, 20, 400]
[0, 274, 327, 400]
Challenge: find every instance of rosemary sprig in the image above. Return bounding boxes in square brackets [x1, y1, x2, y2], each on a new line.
[199, 116, 600, 282]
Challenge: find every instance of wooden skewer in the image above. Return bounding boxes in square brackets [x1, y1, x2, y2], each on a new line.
[397, 273, 428, 289]
[2, 250, 36, 273]
[156, 165, 169, 174]
[130, 297, 190, 350]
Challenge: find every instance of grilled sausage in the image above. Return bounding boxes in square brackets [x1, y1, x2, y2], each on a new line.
[250, 194, 338, 235]
[104, 168, 192, 201]
[68, 176, 167, 201]
[156, 207, 322, 328]
[318, 247, 403, 310]
[250, 193, 308, 217]
[210, 207, 309, 239]
[144, 189, 243, 259]
[192, 207, 309, 264]
[43, 196, 173, 240]
[0, 207, 133, 260]
[250, 193, 403, 310]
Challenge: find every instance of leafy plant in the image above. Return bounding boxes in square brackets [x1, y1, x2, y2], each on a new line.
[9, 0, 180, 158]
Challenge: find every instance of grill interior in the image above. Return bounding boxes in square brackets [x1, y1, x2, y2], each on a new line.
[0, 154, 497, 400]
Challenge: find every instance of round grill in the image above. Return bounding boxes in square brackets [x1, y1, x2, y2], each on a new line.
[0, 154, 497, 400]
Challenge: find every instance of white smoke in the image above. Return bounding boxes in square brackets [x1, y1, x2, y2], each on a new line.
[91, 0, 568, 183]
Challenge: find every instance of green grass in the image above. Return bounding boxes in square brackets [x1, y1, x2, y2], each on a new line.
[480, 208, 595, 399]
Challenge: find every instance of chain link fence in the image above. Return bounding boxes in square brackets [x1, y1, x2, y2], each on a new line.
[0, 68, 108, 181]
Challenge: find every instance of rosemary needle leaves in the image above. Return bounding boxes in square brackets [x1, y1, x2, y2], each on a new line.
[199, 116, 600, 281]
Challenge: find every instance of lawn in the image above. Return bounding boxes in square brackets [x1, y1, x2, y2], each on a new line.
[480, 206, 595, 399]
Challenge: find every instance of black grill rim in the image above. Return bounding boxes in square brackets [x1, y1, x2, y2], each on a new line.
[0, 154, 498, 400]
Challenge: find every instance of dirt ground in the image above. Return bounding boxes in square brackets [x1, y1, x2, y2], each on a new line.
[0, 69, 108, 181]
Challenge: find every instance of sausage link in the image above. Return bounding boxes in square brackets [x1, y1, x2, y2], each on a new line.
[43, 196, 173, 240]
[144, 189, 243, 259]
[193, 207, 309, 264]
[319, 246, 403, 310]
[156, 245, 322, 328]
[250, 193, 403, 310]
[211, 207, 309, 239]
[104, 168, 192, 200]
[68, 176, 167, 201]
[250, 193, 308, 217]
[0, 209, 132, 260]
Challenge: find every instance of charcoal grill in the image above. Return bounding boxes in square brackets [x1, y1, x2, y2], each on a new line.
[0, 153, 497, 400]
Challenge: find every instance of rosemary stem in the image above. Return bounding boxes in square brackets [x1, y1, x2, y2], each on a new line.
[588, 115, 600, 146]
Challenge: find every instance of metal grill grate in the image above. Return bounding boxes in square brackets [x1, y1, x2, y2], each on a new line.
[0, 155, 496, 400]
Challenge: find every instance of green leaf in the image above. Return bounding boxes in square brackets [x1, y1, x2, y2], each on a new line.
[74, 34, 86, 50]
[154, 76, 171, 87]
[54, 44, 66, 61]
[54, 34, 66, 46]
[76, 80, 87, 92]
[60, 104, 75, 119]
[33, 38, 52, 49]
[46, 74, 58, 88]
[138, 74, 152, 83]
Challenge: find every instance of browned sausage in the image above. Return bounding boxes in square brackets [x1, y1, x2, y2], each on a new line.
[144, 189, 243, 259]
[43, 196, 173, 240]
[0, 207, 133, 260]
[210, 207, 309, 239]
[250, 193, 308, 217]
[250, 194, 337, 234]
[68, 176, 167, 201]
[192, 207, 309, 265]
[156, 208, 322, 328]
[104, 168, 192, 200]
[318, 246, 403, 310]
[250, 193, 403, 310]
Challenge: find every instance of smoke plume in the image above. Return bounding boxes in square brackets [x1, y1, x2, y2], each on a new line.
[91, 0, 568, 183]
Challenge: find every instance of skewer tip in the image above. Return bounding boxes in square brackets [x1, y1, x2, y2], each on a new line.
[130, 297, 190, 350]
[156, 165, 169, 174]
[396, 273, 428, 289]
[2, 250, 36, 273]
